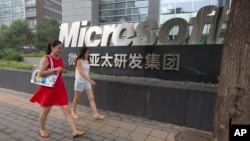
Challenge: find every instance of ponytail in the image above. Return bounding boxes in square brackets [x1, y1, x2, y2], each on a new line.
[46, 40, 62, 55]
[46, 43, 52, 55]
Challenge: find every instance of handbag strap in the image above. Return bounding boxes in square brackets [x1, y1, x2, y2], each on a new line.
[38, 55, 54, 69]
[46, 55, 54, 69]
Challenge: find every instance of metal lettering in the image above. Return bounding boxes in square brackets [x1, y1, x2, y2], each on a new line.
[59, 6, 229, 47]
[77, 21, 90, 47]
[59, 21, 81, 47]
[85, 26, 102, 47]
[112, 23, 135, 46]
[211, 7, 229, 44]
[101, 24, 116, 46]
[89, 54, 100, 66]
[133, 20, 158, 45]
[145, 53, 161, 70]
[163, 54, 180, 71]
[129, 53, 143, 69]
[189, 6, 217, 44]
[158, 18, 188, 45]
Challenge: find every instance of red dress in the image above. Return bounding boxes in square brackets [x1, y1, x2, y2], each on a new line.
[30, 55, 68, 107]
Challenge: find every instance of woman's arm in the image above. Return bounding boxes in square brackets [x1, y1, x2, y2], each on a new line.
[38, 56, 62, 77]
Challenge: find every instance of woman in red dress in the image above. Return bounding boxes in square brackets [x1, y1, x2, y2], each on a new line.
[30, 40, 85, 138]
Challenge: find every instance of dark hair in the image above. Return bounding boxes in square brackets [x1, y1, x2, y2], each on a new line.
[46, 40, 63, 55]
[75, 47, 89, 66]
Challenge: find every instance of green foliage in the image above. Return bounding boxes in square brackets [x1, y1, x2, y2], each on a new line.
[0, 59, 68, 73]
[0, 25, 11, 49]
[0, 60, 33, 70]
[0, 48, 23, 61]
[35, 19, 60, 50]
[0, 20, 34, 49]
[22, 51, 46, 57]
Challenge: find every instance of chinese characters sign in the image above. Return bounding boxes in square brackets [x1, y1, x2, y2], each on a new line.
[62, 44, 223, 83]
[68, 53, 180, 71]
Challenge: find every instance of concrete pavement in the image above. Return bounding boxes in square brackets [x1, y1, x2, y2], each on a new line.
[0, 87, 211, 141]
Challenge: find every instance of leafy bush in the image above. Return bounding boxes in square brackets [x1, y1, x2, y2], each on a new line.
[0, 60, 33, 70]
[22, 51, 45, 57]
[0, 48, 23, 61]
[0, 59, 69, 73]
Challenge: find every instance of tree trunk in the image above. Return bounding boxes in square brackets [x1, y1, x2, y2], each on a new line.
[213, 0, 250, 141]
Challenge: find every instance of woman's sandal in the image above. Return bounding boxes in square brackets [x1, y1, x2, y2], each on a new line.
[39, 130, 49, 138]
[72, 130, 86, 138]
[72, 112, 79, 119]
[93, 114, 105, 120]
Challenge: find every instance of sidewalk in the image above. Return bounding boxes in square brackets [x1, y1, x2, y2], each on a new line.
[0, 87, 211, 141]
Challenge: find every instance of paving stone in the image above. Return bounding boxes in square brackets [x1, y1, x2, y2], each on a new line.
[119, 122, 137, 130]
[134, 125, 153, 135]
[0, 88, 212, 141]
[143, 120, 158, 125]
[28, 125, 39, 131]
[102, 138, 113, 141]
[20, 136, 38, 141]
[24, 130, 39, 138]
[114, 137, 130, 141]
[109, 116, 122, 121]
[60, 137, 77, 141]
[2, 128, 16, 134]
[167, 132, 176, 141]
[10, 132, 26, 139]
[53, 127, 66, 134]
[147, 124, 163, 130]
[145, 136, 165, 141]
[130, 117, 144, 123]
[157, 122, 173, 129]
[86, 133, 104, 141]
[16, 126, 30, 133]
[121, 119, 134, 124]
[150, 129, 169, 139]
[126, 132, 148, 141]
[99, 132, 117, 140]
[0, 132, 13, 140]
[50, 133, 65, 140]
[0, 124, 7, 130]
[162, 127, 179, 134]
[119, 114, 131, 120]
[99, 125, 117, 134]
[52, 122, 68, 129]
[87, 129, 103, 135]
[112, 128, 131, 138]
[87, 122, 105, 130]
[134, 121, 148, 126]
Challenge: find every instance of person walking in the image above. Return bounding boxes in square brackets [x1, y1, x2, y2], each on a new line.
[30, 40, 85, 138]
[72, 47, 104, 120]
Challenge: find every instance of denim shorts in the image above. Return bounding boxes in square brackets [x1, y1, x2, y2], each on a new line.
[74, 81, 92, 92]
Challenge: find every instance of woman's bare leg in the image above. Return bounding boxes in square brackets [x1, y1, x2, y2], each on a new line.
[60, 105, 79, 135]
[40, 106, 52, 131]
[72, 91, 82, 113]
[86, 89, 104, 119]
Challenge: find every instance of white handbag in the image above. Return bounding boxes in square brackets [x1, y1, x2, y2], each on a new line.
[30, 55, 59, 87]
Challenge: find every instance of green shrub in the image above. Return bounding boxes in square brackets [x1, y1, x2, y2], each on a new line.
[0, 60, 33, 70]
[0, 48, 23, 61]
[22, 51, 45, 57]
[0, 59, 69, 73]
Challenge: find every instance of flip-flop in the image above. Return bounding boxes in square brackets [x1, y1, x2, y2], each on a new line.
[39, 130, 49, 138]
[72, 130, 86, 138]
